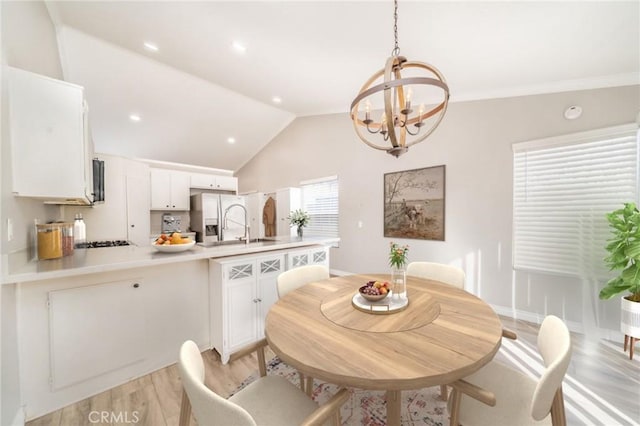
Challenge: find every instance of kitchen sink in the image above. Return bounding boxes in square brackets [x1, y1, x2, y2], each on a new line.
[197, 238, 278, 247]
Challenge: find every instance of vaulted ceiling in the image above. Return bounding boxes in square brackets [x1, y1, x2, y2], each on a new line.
[45, 1, 640, 171]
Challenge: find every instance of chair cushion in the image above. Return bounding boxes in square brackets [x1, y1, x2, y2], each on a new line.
[230, 376, 319, 426]
[450, 361, 552, 426]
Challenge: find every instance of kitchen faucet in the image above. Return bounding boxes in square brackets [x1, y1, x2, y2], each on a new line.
[222, 203, 249, 244]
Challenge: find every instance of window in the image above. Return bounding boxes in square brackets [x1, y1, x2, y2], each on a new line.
[512, 124, 638, 279]
[301, 176, 339, 238]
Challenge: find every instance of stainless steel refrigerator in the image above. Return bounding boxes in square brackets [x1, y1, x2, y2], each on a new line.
[190, 193, 246, 244]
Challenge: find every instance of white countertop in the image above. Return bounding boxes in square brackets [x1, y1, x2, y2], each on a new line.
[1, 237, 338, 284]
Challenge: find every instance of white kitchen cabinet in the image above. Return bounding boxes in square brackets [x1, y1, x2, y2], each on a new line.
[48, 278, 146, 389]
[190, 173, 237, 192]
[8, 66, 93, 203]
[276, 187, 301, 237]
[150, 169, 190, 210]
[210, 251, 285, 363]
[287, 246, 330, 269]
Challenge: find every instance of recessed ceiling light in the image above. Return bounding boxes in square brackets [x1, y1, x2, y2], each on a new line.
[232, 41, 247, 54]
[129, 114, 141, 122]
[272, 96, 282, 104]
[143, 42, 159, 52]
[227, 137, 236, 144]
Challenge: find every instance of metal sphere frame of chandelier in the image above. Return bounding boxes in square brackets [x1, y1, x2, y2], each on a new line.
[350, 0, 450, 158]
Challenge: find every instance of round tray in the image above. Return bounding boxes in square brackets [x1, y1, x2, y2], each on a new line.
[351, 291, 409, 315]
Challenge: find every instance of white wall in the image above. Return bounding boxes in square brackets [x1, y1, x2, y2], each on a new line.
[1, 0, 63, 255]
[1, 2, 64, 424]
[237, 85, 640, 336]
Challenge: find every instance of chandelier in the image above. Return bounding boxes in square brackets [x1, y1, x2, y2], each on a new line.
[350, 0, 450, 157]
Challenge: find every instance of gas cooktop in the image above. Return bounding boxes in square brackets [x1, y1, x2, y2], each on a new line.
[76, 240, 131, 249]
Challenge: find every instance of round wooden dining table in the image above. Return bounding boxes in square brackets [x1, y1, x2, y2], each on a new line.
[264, 274, 503, 426]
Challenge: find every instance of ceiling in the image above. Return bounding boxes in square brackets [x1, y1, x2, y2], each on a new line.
[45, 1, 639, 171]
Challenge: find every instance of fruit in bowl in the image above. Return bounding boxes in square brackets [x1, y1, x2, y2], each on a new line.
[359, 280, 391, 302]
[154, 232, 192, 246]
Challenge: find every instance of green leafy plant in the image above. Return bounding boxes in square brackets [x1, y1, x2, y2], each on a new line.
[389, 242, 409, 269]
[600, 202, 640, 302]
[287, 209, 310, 228]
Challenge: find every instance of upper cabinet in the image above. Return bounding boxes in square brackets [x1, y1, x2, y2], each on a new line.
[150, 169, 190, 210]
[7, 67, 94, 204]
[190, 173, 237, 192]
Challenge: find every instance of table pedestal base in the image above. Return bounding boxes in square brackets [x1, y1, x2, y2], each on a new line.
[386, 390, 401, 426]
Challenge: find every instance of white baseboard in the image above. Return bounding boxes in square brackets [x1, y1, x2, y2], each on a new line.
[329, 269, 353, 276]
[10, 407, 25, 426]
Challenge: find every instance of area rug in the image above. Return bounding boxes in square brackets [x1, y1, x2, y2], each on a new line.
[234, 357, 448, 426]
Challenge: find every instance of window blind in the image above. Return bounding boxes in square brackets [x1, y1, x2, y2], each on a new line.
[301, 176, 339, 238]
[512, 124, 639, 279]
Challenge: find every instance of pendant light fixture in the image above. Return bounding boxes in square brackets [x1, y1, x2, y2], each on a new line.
[350, 0, 450, 157]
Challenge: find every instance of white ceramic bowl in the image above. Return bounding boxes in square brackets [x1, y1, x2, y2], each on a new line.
[152, 240, 196, 253]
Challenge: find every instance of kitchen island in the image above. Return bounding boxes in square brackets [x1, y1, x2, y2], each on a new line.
[2, 237, 337, 421]
[1, 236, 338, 284]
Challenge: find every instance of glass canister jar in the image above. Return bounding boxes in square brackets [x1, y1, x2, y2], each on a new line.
[60, 222, 74, 256]
[36, 223, 63, 260]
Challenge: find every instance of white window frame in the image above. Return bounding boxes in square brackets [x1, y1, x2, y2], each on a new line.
[300, 175, 339, 238]
[512, 123, 639, 279]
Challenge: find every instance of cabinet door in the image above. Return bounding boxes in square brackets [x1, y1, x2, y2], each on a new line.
[224, 262, 258, 351]
[257, 254, 285, 336]
[126, 175, 151, 246]
[190, 173, 216, 189]
[150, 169, 172, 210]
[170, 171, 190, 210]
[9, 68, 86, 198]
[215, 176, 238, 192]
[48, 279, 146, 389]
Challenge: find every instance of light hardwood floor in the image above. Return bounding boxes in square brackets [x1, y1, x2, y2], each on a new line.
[27, 317, 640, 426]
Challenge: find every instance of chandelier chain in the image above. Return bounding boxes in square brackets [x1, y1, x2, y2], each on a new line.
[392, 0, 400, 57]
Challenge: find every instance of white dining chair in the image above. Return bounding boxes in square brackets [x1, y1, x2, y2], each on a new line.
[277, 264, 330, 298]
[178, 339, 349, 426]
[276, 264, 330, 395]
[447, 315, 572, 426]
[406, 261, 465, 289]
[407, 260, 518, 400]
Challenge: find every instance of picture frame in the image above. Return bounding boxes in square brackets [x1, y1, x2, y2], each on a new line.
[383, 165, 446, 241]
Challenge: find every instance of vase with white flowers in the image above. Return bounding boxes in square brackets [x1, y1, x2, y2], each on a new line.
[288, 209, 310, 238]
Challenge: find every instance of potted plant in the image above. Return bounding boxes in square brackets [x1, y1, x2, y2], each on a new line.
[600, 202, 640, 357]
[288, 209, 310, 238]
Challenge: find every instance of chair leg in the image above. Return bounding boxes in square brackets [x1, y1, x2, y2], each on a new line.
[305, 376, 314, 396]
[178, 389, 192, 426]
[550, 386, 567, 426]
[624, 334, 629, 352]
[298, 372, 306, 391]
[631, 337, 636, 360]
[440, 384, 448, 401]
[449, 388, 461, 426]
